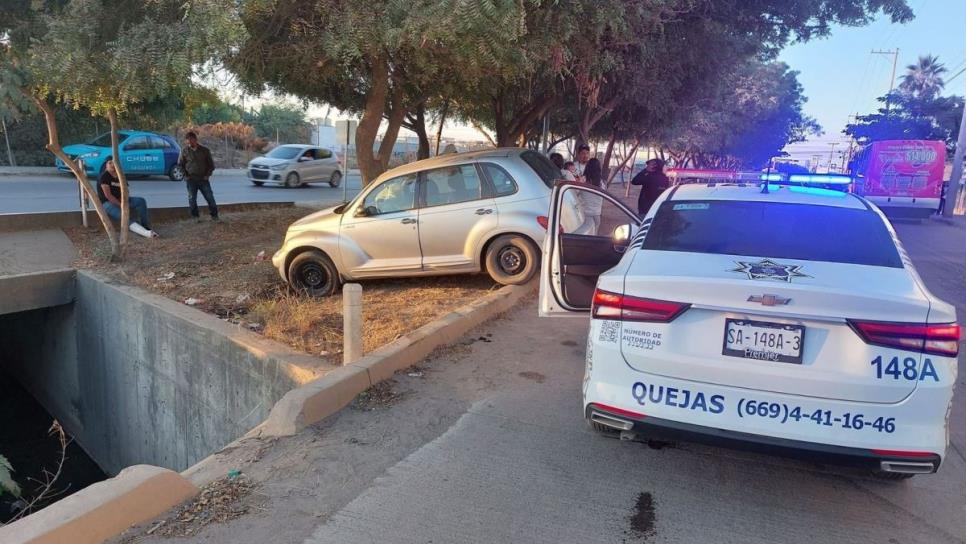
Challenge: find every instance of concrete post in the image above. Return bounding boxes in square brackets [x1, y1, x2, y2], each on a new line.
[343, 283, 362, 365]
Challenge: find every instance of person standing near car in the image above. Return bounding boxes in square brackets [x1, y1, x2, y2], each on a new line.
[574, 158, 604, 235]
[631, 158, 669, 216]
[178, 131, 219, 221]
[574, 144, 591, 180]
[98, 158, 158, 238]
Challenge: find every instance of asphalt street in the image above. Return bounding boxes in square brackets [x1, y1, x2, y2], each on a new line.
[132, 218, 966, 544]
[0, 172, 363, 213]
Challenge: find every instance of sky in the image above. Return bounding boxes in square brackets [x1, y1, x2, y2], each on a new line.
[780, 0, 966, 165]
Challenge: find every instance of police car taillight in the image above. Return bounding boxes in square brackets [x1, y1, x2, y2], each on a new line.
[848, 321, 960, 357]
[592, 290, 690, 322]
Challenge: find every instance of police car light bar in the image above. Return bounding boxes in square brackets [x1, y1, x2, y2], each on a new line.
[787, 174, 853, 185]
[758, 173, 783, 182]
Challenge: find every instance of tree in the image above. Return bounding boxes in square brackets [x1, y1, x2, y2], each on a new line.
[845, 90, 963, 151]
[243, 103, 310, 144]
[661, 61, 821, 169]
[1, 0, 240, 259]
[899, 54, 947, 99]
[232, 0, 530, 184]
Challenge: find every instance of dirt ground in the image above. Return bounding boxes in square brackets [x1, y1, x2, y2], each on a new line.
[64, 206, 499, 360]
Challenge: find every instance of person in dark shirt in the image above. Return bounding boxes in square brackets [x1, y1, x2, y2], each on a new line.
[177, 131, 219, 221]
[97, 158, 157, 238]
[630, 158, 670, 216]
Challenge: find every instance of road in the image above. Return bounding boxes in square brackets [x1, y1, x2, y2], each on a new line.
[127, 218, 966, 544]
[0, 172, 363, 213]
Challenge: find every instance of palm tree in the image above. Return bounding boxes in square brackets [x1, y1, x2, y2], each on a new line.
[899, 55, 947, 98]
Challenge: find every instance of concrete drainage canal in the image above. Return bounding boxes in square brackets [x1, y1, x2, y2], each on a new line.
[0, 269, 315, 526]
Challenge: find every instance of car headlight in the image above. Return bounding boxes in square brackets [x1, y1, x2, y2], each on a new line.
[270, 163, 289, 171]
[78, 151, 101, 159]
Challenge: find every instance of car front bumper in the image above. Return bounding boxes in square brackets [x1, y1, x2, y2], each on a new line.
[582, 319, 950, 473]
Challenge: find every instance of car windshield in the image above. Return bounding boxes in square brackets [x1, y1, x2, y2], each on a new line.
[265, 146, 303, 160]
[642, 200, 903, 268]
[88, 133, 130, 147]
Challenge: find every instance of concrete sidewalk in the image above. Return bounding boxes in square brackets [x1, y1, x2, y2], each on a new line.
[0, 229, 76, 315]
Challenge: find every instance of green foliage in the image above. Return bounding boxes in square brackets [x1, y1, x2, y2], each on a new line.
[0, 454, 20, 498]
[845, 91, 963, 151]
[243, 103, 310, 144]
[899, 55, 948, 99]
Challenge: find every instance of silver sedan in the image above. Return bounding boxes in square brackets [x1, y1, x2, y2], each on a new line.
[272, 148, 582, 295]
[248, 144, 343, 188]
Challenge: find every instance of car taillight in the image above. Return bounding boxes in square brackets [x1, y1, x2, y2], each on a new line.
[592, 290, 690, 322]
[848, 320, 960, 357]
[537, 215, 549, 229]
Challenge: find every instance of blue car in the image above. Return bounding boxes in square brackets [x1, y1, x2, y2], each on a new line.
[55, 130, 184, 181]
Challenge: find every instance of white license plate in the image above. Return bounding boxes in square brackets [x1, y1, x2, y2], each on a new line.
[722, 319, 804, 364]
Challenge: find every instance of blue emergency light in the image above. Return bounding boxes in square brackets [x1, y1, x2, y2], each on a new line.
[787, 174, 853, 185]
[758, 173, 783, 182]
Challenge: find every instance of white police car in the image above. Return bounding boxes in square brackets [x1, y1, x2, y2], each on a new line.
[540, 181, 959, 478]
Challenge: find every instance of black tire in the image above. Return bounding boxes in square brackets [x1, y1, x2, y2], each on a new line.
[168, 164, 185, 181]
[484, 234, 539, 285]
[284, 172, 300, 188]
[288, 250, 340, 297]
[251, 180, 264, 187]
[872, 471, 916, 481]
[329, 171, 342, 188]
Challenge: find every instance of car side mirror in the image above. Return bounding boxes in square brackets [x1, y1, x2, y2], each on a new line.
[355, 206, 377, 217]
[612, 223, 636, 253]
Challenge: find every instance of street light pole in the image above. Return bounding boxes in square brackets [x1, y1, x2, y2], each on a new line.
[943, 101, 966, 216]
[827, 143, 839, 172]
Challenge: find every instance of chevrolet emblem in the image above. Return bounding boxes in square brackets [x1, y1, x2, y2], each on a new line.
[748, 294, 791, 306]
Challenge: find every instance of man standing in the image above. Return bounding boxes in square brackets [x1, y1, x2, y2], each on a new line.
[574, 144, 591, 180]
[178, 131, 219, 221]
[630, 158, 670, 216]
[98, 158, 158, 238]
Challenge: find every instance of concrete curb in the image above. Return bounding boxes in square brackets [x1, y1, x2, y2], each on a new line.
[0, 167, 247, 177]
[0, 465, 197, 544]
[0, 268, 75, 315]
[0, 202, 295, 232]
[260, 280, 535, 437]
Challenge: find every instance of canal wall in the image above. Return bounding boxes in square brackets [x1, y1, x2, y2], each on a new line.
[0, 270, 324, 475]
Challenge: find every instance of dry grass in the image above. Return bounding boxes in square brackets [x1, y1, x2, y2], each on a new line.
[65, 206, 498, 361]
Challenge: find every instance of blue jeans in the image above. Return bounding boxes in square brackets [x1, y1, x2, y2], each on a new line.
[104, 197, 151, 230]
[186, 178, 218, 218]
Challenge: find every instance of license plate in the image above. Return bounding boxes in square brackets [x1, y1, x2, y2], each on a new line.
[722, 319, 804, 364]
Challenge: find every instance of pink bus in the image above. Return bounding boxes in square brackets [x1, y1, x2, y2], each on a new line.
[850, 140, 947, 217]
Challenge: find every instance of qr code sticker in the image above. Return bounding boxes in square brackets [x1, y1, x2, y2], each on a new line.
[598, 320, 619, 343]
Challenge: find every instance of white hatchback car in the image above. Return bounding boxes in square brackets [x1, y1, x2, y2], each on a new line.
[273, 148, 581, 295]
[249, 144, 342, 188]
[541, 181, 959, 478]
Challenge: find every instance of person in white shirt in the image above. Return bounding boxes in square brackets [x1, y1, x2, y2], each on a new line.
[550, 152, 576, 181]
[574, 158, 604, 235]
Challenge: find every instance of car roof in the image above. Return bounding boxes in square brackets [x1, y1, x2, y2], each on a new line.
[668, 183, 869, 210]
[375, 148, 520, 181]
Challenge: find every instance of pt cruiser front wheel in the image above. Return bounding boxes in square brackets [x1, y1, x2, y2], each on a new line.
[288, 250, 340, 297]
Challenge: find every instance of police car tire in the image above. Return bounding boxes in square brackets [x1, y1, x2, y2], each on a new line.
[484, 235, 539, 285]
[872, 471, 916, 481]
[285, 172, 300, 188]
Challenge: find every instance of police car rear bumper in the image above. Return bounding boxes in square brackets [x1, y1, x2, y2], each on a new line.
[586, 403, 941, 474]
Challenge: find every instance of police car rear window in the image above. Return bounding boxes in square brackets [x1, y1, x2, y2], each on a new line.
[642, 200, 903, 268]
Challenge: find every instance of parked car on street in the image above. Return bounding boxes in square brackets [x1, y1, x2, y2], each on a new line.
[541, 181, 958, 479]
[55, 131, 183, 180]
[272, 148, 582, 294]
[248, 144, 342, 188]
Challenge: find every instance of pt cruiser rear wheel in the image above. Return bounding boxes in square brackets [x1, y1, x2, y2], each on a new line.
[288, 250, 340, 297]
[485, 235, 539, 285]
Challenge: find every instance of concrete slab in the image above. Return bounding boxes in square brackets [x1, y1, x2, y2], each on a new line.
[0, 229, 75, 275]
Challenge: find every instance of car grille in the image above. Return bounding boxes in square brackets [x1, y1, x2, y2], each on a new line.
[250, 167, 270, 180]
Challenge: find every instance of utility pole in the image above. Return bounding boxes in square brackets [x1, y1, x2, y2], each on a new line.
[827, 142, 839, 172]
[1, 116, 14, 167]
[872, 49, 900, 112]
[943, 101, 966, 216]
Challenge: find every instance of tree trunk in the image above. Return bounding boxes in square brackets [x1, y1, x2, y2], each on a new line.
[434, 99, 450, 155]
[601, 132, 617, 184]
[608, 140, 640, 188]
[356, 55, 390, 185]
[30, 95, 119, 257]
[403, 103, 430, 160]
[107, 109, 130, 256]
[377, 83, 408, 171]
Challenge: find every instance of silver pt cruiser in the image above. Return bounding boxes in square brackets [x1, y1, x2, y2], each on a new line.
[272, 148, 582, 295]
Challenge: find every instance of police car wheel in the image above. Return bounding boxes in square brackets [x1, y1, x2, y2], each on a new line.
[285, 172, 300, 188]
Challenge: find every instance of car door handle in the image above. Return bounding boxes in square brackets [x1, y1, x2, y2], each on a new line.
[475, 208, 493, 215]
[401, 218, 418, 224]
